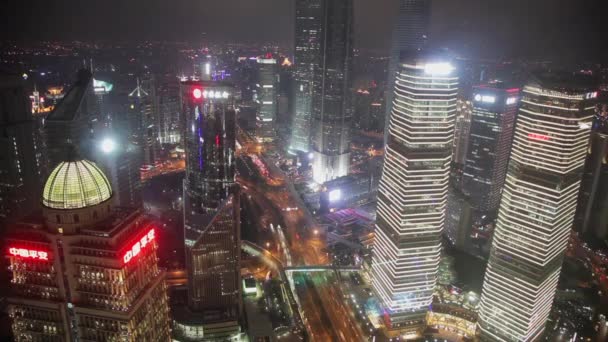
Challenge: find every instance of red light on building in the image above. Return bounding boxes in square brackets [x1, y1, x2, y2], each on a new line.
[192, 88, 203, 99]
[528, 133, 550, 141]
[8, 247, 49, 261]
[123, 228, 155, 264]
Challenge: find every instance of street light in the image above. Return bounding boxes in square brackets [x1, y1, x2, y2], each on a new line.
[100, 138, 116, 154]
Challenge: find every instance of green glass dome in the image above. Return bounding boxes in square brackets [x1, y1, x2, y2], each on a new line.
[42, 159, 113, 209]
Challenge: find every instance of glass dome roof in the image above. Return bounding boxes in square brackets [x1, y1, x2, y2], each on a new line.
[42, 159, 113, 209]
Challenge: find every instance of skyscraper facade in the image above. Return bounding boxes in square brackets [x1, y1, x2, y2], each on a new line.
[573, 103, 608, 244]
[45, 69, 97, 166]
[451, 99, 473, 167]
[290, 0, 323, 153]
[310, 0, 354, 183]
[461, 84, 520, 213]
[255, 56, 278, 142]
[177, 80, 242, 339]
[5, 155, 170, 341]
[129, 77, 159, 165]
[478, 75, 597, 341]
[371, 59, 458, 335]
[0, 72, 46, 223]
[384, 0, 431, 144]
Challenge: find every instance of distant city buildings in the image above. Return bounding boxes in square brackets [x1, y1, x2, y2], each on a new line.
[0, 72, 47, 223]
[478, 74, 597, 341]
[5, 153, 170, 341]
[178, 80, 243, 340]
[354, 87, 385, 133]
[310, 0, 354, 184]
[384, 0, 431, 144]
[255, 56, 278, 142]
[371, 58, 458, 337]
[290, 0, 323, 153]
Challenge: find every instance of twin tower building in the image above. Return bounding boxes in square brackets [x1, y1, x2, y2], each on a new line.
[372, 58, 598, 341]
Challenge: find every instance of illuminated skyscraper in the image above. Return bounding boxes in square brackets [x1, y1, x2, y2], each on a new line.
[290, 0, 323, 153]
[384, 0, 431, 143]
[371, 58, 458, 336]
[310, 0, 354, 183]
[478, 75, 597, 341]
[461, 83, 520, 214]
[177, 81, 243, 340]
[0, 72, 46, 223]
[5, 153, 170, 341]
[255, 56, 278, 142]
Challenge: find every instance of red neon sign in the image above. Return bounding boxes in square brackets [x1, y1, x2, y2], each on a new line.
[192, 88, 203, 99]
[123, 228, 155, 264]
[528, 133, 550, 141]
[8, 247, 49, 261]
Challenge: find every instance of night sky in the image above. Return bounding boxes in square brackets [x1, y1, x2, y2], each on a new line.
[1, 0, 606, 60]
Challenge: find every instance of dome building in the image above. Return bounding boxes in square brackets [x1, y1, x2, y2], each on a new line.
[42, 158, 114, 233]
[5, 154, 171, 341]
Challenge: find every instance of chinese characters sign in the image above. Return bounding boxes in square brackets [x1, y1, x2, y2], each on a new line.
[123, 228, 155, 264]
[9, 248, 49, 261]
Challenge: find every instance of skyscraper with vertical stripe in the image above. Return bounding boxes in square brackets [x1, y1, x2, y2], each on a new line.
[290, 0, 323, 153]
[478, 74, 597, 341]
[371, 57, 458, 335]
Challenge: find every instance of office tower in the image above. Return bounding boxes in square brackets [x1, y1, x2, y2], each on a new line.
[290, 0, 323, 153]
[5, 152, 170, 341]
[461, 84, 520, 214]
[384, 0, 431, 144]
[574, 103, 608, 243]
[0, 72, 46, 223]
[451, 99, 473, 167]
[371, 58, 458, 336]
[129, 77, 159, 165]
[45, 69, 97, 166]
[478, 75, 597, 342]
[355, 86, 385, 132]
[311, 0, 355, 184]
[176, 81, 243, 341]
[95, 137, 143, 208]
[255, 56, 278, 142]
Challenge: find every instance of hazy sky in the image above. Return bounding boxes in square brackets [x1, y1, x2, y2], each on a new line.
[1, 0, 605, 60]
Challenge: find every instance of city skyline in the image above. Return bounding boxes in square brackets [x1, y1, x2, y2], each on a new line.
[1, 1, 608, 342]
[1, 0, 606, 60]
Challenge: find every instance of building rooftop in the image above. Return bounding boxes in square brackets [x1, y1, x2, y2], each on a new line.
[530, 71, 597, 94]
[42, 158, 113, 210]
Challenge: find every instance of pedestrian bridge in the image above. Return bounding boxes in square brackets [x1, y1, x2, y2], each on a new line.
[284, 265, 360, 272]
